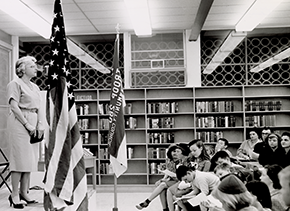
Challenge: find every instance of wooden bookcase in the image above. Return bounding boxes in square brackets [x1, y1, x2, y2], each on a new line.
[74, 85, 290, 186]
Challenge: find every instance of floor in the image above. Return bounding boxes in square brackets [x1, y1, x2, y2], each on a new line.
[0, 185, 163, 211]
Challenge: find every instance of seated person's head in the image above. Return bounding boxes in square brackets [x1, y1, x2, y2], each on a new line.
[261, 127, 272, 141]
[214, 163, 231, 179]
[215, 138, 229, 152]
[246, 181, 272, 210]
[281, 132, 290, 151]
[176, 165, 196, 183]
[188, 139, 210, 160]
[211, 174, 254, 211]
[212, 150, 231, 165]
[265, 133, 282, 151]
[278, 165, 290, 207]
[166, 143, 190, 161]
[261, 164, 283, 189]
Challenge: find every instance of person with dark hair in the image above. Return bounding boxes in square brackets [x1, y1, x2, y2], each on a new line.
[258, 133, 285, 167]
[210, 151, 254, 183]
[214, 138, 233, 157]
[188, 139, 211, 172]
[136, 143, 190, 211]
[212, 174, 258, 211]
[174, 165, 220, 211]
[260, 164, 287, 211]
[278, 165, 290, 209]
[6, 56, 44, 208]
[252, 127, 272, 160]
[281, 132, 290, 167]
[237, 128, 262, 160]
[246, 181, 272, 211]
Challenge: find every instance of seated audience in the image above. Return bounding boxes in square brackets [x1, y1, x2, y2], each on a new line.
[281, 132, 290, 167]
[205, 145, 215, 158]
[211, 174, 259, 211]
[214, 138, 233, 157]
[252, 127, 272, 160]
[175, 165, 220, 211]
[258, 133, 284, 167]
[136, 143, 190, 211]
[237, 128, 262, 160]
[246, 181, 272, 211]
[167, 139, 211, 211]
[260, 164, 287, 211]
[278, 165, 290, 209]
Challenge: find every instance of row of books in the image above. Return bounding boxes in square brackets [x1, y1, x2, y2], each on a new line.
[100, 119, 110, 130]
[76, 95, 93, 100]
[78, 119, 89, 130]
[245, 115, 276, 127]
[76, 104, 90, 115]
[147, 102, 179, 114]
[196, 116, 236, 128]
[99, 148, 109, 159]
[196, 101, 234, 113]
[148, 117, 175, 129]
[196, 131, 224, 143]
[81, 132, 89, 144]
[149, 162, 166, 174]
[148, 132, 175, 143]
[125, 117, 137, 129]
[98, 103, 110, 115]
[245, 101, 282, 111]
[148, 148, 167, 159]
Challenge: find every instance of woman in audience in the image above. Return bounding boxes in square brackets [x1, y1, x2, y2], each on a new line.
[281, 132, 290, 167]
[136, 143, 190, 211]
[278, 165, 290, 209]
[237, 128, 262, 160]
[258, 133, 284, 167]
[260, 164, 288, 211]
[211, 174, 258, 211]
[246, 181, 272, 211]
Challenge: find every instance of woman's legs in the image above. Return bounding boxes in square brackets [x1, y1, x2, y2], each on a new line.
[159, 189, 168, 209]
[11, 171, 22, 203]
[19, 172, 31, 199]
[167, 182, 179, 211]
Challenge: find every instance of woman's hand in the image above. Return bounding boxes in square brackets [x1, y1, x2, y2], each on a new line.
[38, 129, 44, 138]
[25, 123, 36, 136]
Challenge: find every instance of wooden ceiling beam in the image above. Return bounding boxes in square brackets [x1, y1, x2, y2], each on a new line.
[189, 0, 214, 42]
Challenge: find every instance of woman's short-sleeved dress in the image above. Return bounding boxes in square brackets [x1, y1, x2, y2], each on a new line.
[7, 78, 41, 172]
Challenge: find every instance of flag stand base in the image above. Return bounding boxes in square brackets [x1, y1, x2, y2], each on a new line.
[112, 208, 118, 211]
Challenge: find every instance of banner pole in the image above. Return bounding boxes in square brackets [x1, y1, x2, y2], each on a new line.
[113, 174, 118, 211]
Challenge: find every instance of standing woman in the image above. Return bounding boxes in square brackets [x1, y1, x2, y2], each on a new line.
[7, 56, 44, 208]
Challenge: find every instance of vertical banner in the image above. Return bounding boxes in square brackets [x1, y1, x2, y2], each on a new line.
[43, 0, 88, 210]
[108, 33, 128, 178]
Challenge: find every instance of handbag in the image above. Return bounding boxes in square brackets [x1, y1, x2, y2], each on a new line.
[30, 131, 44, 144]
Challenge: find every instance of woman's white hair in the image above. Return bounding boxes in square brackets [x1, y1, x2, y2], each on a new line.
[15, 56, 37, 78]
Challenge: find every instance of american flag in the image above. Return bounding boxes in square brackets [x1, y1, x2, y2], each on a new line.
[43, 0, 88, 210]
[108, 33, 128, 178]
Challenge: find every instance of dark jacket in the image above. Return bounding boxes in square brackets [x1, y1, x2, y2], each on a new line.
[258, 145, 285, 167]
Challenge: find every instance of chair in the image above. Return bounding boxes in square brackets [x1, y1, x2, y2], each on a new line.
[0, 148, 12, 192]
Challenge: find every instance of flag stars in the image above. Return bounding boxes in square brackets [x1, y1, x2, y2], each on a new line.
[50, 36, 55, 42]
[66, 81, 72, 88]
[68, 92, 74, 100]
[54, 25, 60, 32]
[52, 49, 59, 55]
[51, 73, 58, 80]
[50, 60, 54, 66]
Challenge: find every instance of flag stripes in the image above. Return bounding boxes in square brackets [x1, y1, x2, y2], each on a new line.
[44, 0, 88, 210]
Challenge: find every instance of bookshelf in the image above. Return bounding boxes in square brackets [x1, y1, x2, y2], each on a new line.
[74, 85, 290, 186]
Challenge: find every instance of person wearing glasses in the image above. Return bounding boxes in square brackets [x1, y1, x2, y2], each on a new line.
[6, 56, 44, 209]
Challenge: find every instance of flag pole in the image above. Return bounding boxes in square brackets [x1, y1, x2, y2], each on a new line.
[112, 23, 120, 211]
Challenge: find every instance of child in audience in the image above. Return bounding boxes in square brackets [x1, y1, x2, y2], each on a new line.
[258, 133, 284, 167]
[281, 132, 290, 167]
[175, 165, 220, 211]
[214, 138, 233, 157]
[136, 143, 190, 211]
[211, 174, 258, 211]
[278, 165, 290, 209]
[188, 139, 211, 172]
[246, 181, 272, 211]
[260, 164, 287, 211]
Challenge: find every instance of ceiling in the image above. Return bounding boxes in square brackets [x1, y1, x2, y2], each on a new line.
[0, 0, 290, 43]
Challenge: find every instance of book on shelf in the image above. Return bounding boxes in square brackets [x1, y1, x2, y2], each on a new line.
[148, 148, 167, 159]
[125, 103, 132, 114]
[148, 132, 175, 143]
[196, 101, 234, 113]
[245, 100, 283, 111]
[148, 117, 175, 129]
[100, 118, 110, 130]
[147, 102, 178, 114]
[98, 103, 110, 115]
[125, 117, 137, 129]
[83, 148, 94, 157]
[196, 131, 223, 143]
[245, 115, 276, 127]
[196, 116, 236, 128]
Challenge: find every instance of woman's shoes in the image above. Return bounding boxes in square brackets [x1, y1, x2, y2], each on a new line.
[136, 199, 150, 210]
[8, 195, 24, 209]
[19, 193, 38, 204]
